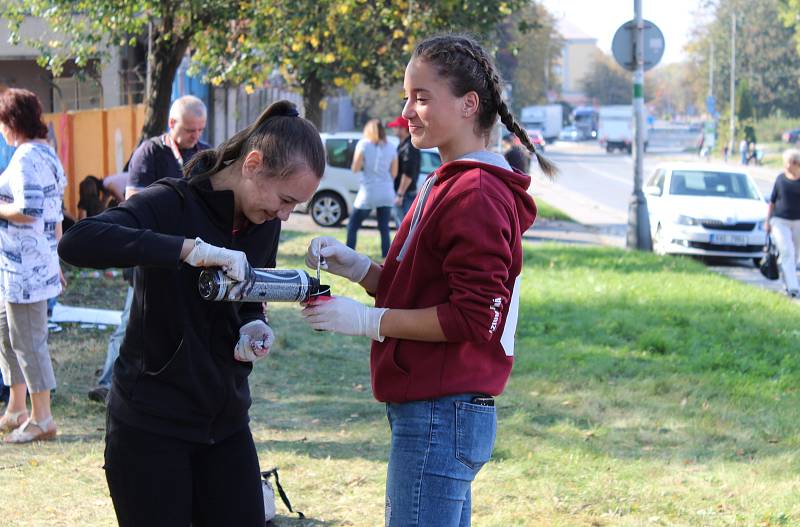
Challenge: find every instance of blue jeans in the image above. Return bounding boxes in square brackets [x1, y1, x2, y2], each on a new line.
[385, 394, 497, 527]
[347, 206, 392, 257]
[97, 287, 133, 388]
[392, 192, 417, 229]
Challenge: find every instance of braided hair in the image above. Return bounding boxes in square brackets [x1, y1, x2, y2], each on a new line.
[412, 35, 557, 178]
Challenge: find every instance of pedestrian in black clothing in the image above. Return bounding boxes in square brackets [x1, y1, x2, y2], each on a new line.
[58, 100, 325, 527]
[126, 95, 211, 198]
[502, 134, 531, 173]
[387, 115, 421, 226]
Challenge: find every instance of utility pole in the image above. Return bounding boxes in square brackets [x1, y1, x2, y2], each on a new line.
[729, 13, 736, 154]
[627, 0, 652, 250]
[709, 40, 714, 99]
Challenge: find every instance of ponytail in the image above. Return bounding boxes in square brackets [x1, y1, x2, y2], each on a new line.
[413, 35, 558, 179]
[183, 100, 323, 183]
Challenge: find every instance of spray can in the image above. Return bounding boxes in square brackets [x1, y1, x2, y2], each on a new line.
[198, 268, 331, 303]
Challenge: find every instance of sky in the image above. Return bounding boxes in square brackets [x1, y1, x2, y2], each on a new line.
[541, 0, 708, 65]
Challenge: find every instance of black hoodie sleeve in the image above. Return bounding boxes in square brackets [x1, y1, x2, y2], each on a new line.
[58, 184, 185, 270]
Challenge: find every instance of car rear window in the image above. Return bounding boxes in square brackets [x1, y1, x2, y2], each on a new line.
[669, 170, 760, 200]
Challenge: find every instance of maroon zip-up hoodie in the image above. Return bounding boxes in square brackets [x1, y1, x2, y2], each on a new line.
[372, 159, 537, 402]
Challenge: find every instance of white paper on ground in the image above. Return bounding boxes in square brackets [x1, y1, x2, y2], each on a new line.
[50, 303, 122, 326]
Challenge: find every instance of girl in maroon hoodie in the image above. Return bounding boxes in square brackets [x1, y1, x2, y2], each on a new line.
[302, 35, 556, 526]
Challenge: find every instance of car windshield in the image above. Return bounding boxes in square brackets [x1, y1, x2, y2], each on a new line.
[668, 170, 760, 200]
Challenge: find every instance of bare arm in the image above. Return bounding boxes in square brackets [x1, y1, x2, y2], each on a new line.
[0, 204, 36, 223]
[766, 202, 774, 232]
[390, 156, 398, 180]
[379, 306, 446, 342]
[351, 150, 364, 173]
[357, 261, 383, 295]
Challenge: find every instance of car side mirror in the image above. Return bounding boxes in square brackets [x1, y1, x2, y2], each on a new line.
[644, 185, 662, 196]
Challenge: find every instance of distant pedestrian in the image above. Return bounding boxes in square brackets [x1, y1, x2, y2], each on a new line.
[387, 115, 421, 228]
[346, 119, 398, 258]
[740, 138, 748, 165]
[0, 88, 67, 443]
[723, 142, 729, 162]
[766, 148, 800, 298]
[502, 134, 531, 173]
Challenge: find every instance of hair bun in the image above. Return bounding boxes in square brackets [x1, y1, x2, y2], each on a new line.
[279, 107, 299, 118]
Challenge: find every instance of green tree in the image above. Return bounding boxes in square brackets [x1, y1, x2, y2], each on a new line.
[494, 2, 562, 114]
[646, 62, 704, 118]
[579, 51, 630, 105]
[192, 0, 524, 127]
[736, 78, 756, 142]
[6, 0, 523, 136]
[686, 0, 800, 118]
[5, 0, 241, 140]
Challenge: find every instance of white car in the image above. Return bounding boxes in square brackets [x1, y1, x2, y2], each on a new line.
[644, 163, 767, 265]
[302, 132, 441, 227]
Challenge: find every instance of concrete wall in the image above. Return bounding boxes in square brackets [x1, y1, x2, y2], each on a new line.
[1, 17, 122, 111]
[561, 40, 599, 102]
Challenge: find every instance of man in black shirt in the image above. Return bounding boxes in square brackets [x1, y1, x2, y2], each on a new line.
[387, 116, 421, 227]
[125, 95, 210, 198]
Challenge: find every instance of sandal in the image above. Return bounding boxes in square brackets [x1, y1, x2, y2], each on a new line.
[0, 410, 28, 433]
[4, 416, 57, 444]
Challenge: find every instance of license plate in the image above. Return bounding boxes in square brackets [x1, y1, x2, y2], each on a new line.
[710, 233, 748, 246]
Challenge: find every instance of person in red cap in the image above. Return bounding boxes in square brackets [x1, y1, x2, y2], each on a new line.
[386, 115, 421, 227]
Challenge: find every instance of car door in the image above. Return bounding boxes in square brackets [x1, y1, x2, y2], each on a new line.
[324, 137, 359, 201]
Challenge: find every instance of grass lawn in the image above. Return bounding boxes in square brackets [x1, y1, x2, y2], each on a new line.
[534, 199, 573, 222]
[1, 230, 799, 526]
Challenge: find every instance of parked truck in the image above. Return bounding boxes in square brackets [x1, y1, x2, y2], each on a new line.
[520, 104, 562, 143]
[572, 106, 599, 140]
[598, 105, 649, 154]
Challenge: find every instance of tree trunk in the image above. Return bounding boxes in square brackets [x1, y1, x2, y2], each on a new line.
[139, 30, 191, 142]
[302, 72, 325, 130]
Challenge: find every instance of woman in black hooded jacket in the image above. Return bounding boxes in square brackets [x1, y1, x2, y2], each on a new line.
[58, 100, 325, 527]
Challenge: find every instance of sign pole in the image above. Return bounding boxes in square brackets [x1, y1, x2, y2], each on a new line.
[627, 0, 652, 250]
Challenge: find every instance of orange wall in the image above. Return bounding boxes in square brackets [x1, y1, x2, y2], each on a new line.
[42, 104, 145, 217]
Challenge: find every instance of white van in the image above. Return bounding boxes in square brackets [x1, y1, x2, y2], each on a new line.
[301, 132, 441, 227]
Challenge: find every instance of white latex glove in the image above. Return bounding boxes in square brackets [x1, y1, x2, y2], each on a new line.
[183, 237, 250, 281]
[234, 320, 275, 362]
[301, 296, 387, 341]
[305, 236, 371, 283]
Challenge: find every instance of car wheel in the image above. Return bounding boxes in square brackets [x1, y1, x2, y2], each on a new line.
[310, 192, 346, 227]
[653, 224, 668, 255]
[606, 145, 613, 153]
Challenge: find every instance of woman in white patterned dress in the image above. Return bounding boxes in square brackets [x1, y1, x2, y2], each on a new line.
[0, 88, 67, 443]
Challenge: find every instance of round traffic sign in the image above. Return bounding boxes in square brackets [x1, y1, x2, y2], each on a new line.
[612, 19, 665, 72]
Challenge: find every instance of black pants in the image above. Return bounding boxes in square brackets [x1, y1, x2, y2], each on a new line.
[104, 415, 263, 527]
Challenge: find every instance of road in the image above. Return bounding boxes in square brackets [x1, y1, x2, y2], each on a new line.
[530, 140, 793, 298]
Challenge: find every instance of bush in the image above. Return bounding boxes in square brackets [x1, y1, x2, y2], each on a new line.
[755, 113, 800, 143]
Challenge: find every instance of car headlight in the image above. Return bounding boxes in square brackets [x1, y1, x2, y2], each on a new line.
[676, 214, 699, 226]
